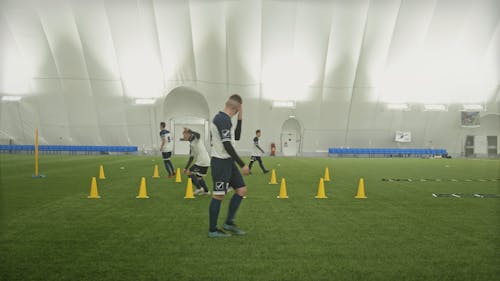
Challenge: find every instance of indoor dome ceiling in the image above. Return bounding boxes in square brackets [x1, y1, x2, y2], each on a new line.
[0, 0, 498, 104]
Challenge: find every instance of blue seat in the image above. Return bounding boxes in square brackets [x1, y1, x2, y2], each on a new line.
[328, 147, 449, 158]
[0, 144, 139, 153]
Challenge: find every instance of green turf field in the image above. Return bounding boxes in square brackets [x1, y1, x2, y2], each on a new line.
[1, 155, 499, 281]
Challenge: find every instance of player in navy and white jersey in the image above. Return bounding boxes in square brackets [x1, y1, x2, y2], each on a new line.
[182, 128, 210, 195]
[159, 122, 175, 178]
[248, 129, 269, 174]
[208, 94, 249, 238]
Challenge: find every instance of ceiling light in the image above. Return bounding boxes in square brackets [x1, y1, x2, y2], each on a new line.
[134, 98, 156, 105]
[387, 103, 409, 110]
[462, 104, 484, 111]
[1, 96, 22, 102]
[272, 100, 296, 109]
[424, 104, 447, 111]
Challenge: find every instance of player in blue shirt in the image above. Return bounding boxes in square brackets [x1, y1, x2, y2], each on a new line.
[208, 94, 249, 238]
[159, 122, 175, 178]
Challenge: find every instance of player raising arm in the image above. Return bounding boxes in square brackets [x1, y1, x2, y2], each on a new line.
[208, 94, 249, 238]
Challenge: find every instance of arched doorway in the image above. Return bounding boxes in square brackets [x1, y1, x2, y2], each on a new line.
[163, 86, 210, 155]
[281, 118, 302, 156]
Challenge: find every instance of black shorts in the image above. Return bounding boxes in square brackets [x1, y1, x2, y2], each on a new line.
[162, 152, 172, 160]
[250, 156, 262, 161]
[189, 164, 208, 177]
[211, 157, 245, 195]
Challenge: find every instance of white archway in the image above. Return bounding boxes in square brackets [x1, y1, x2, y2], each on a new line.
[163, 86, 210, 155]
[281, 118, 302, 156]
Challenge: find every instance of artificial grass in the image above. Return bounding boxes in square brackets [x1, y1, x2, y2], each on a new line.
[1, 155, 499, 281]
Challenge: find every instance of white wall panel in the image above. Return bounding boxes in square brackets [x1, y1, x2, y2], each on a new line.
[153, 0, 196, 82]
[189, 0, 227, 83]
[0, 0, 498, 155]
[105, 0, 163, 98]
[36, 0, 89, 79]
[226, 0, 262, 84]
[3, 6, 58, 78]
[71, 0, 121, 80]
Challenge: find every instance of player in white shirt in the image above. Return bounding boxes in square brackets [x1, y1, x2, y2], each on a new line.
[159, 122, 175, 178]
[248, 129, 269, 174]
[182, 128, 210, 195]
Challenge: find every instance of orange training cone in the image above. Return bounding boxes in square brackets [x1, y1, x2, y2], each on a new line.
[153, 164, 160, 178]
[175, 168, 182, 183]
[136, 177, 149, 199]
[99, 164, 105, 179]
[277, 178, 288, 199]
[88, 177, 100, 199]
[269, 169, 278, 185]
[184, 178, 195, 199]
[324, 167, 331, 182]
[315, 178, 328, 199]
[355, 178, 367, 199]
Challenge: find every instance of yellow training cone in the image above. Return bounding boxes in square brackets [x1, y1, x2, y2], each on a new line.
[324, 167, 331, 182]
[175, 168, 182, 183]
[88, 177, 100, 199]
[277, 178, 288, 199]
[269, 169, 278, 185]
[315, 178, 328, 199]
[153, 164, 160, 178]
[355, 178, 367, 199]
[184, 178, 195, 199]
[136, 177, 149, 199]
[99, 164, 105, 179]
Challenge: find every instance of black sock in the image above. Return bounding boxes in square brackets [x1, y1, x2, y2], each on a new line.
[258, 159, 267, 172]
[199, 179, 209, 192]
[167, 160, 175, 174]
[226, 194, 243, 225]
[163, 160, 172, 175]
[209, 198, 222, 232]
[190, 174, 200, 189]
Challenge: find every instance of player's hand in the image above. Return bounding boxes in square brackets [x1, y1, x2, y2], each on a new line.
[241, 165, 250, 175]
[237, 105, 243, 120]
[183, 168, 188, 174]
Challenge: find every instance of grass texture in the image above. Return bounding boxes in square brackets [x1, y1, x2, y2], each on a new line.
[1, 155, 499, 281]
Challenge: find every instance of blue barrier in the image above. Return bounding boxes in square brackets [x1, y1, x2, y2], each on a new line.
[0, 145, 138, 153]
[328, 148, 447, 157]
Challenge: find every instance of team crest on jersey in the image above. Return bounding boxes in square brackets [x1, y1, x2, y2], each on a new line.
[215, 182, 227, 191]
[222, 129, 230, 138]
